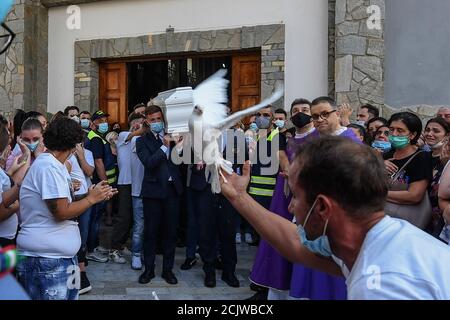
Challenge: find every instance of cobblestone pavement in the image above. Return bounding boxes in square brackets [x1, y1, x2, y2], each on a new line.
[80, 225, 258, 300]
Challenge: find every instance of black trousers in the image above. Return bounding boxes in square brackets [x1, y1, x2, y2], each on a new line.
[142, 183, 180, 273]
[198, 190, 238, 274]
[111, 184, 132, 250]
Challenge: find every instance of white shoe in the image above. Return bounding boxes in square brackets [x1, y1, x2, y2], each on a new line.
[94, 246, 109, 254]
[86, 252, 109, 263]
[245, 233, 253, 244]
[131, 254, 142, 270]
[110, 250, 127, 264]
[235, 233, 242, 244]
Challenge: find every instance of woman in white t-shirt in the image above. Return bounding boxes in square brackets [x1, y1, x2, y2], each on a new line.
[16, 117, 117, 300]
[6, 118, 45, 172]
[0, 124, 31, 247]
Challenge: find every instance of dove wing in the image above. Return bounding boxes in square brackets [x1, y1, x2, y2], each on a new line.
[215, 87, 284, 131]
[192, 69, 229, 127]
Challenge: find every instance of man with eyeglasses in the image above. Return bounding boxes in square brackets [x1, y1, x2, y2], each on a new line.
[436, 107, 450, 125]
[310, 97, 361, 143]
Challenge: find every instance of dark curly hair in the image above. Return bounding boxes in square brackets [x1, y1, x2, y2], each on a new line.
[43, 117, 84, 152]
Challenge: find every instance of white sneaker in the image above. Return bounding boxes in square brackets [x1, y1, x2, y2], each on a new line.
[86, 252, 109, 263]
[235, 233, 242, 244]
[94, 246, 109, 254]
[110, 250, 126, 264]
[131, 254, 142, 270]
[245, 233, 253, 244]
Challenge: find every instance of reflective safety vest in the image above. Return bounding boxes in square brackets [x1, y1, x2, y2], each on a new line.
[87, 130, 117, 185]
[249, 128, 280, 197]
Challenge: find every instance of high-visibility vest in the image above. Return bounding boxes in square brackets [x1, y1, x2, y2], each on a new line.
[87, 130, 117, 185]
[249, 128, 280, 197]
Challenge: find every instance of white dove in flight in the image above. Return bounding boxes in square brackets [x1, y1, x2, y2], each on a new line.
[188, 69, 284, 194]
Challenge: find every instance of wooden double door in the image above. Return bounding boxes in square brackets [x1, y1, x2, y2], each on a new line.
[99, 52, 261, 128]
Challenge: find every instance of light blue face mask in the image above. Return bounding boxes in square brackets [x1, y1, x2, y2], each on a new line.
[26, 141, 39, 153]
[372, 140, 392, 153]
[150, 122, 164, 134]
[353, 120, 367, 128]
[98, 122, 109, 134]
[297, 198, 333, 257]
[274, 120, 285, 129]
[249, 123, 258, 132]
[80, 119, 90, 129]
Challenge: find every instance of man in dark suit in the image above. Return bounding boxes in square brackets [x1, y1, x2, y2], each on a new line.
[136, 105, 183, 285]
[182, 130, 243, 288]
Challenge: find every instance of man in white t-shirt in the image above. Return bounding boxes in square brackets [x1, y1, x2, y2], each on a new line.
[220, 136, 450, 300]
[110, 113, 146, 264]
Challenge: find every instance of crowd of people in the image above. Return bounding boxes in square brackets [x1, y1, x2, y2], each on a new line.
[0, 97, 449, 300]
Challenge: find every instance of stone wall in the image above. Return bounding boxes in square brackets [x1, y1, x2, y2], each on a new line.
[41, 0, 108, 6]
[74, 24, 286, 112]
[328, 0, 336, 98]
[334, 0, 385, 110]
[0, 0, 48, 117]
[0, 0, 25, 118]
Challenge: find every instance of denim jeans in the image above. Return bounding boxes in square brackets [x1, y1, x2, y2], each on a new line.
[16, 256, 79, 300]
[131, 196, 144, 255]
[87, 201, 105, 253]
[78, 206, 92, 248]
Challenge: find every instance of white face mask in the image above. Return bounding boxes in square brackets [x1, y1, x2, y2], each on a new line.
[70, 116, 80, 124]
[429, 140, 446, 150]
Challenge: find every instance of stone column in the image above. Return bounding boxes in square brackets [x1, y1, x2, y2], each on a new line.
[0, 0, 48, 117]
[334, 0, 385, 109]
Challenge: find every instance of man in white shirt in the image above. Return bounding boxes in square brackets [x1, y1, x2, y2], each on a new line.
[110, 113, 146, 264]
[220, 136, 450, 300]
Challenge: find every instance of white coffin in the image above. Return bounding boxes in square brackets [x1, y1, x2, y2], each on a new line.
[152, 87, 194, 134]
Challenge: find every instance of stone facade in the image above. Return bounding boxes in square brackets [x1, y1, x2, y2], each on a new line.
[328, 0, 336, 98]
[0, 0, 48, 118]
[3, 0, 439, 121]
[334, 0, 385, 111]
[74, 24, 286, 112]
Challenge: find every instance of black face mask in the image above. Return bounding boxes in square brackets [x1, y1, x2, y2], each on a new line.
[291, 112, 312, 129]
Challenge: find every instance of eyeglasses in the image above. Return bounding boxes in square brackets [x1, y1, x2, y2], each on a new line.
[437, 114, 450, 119]
[0, 23, 15, 55]
[311, 110, 337, 121]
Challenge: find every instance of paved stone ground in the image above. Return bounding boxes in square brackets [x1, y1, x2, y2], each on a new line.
[80, 224, 258, 300]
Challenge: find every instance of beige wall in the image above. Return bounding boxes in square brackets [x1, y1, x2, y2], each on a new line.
[48, 0, 329, 113]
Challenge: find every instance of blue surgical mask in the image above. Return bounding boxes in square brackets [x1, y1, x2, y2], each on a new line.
[98, 123, 109, 134]
[353, 120, 367, 128]
[80, 119, 90, 129]
[274, 120, 285, 129]
[249, 123, 258, 132]
[297, 198, 332, 257]
[150, 122, 164, 134]
[256, 116, 271, 130]
[26, 141, 39, 152]
[372, 140, 392, 153]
